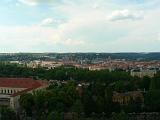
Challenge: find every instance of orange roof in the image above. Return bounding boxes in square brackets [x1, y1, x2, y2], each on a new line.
[0, 78, 43, 88]
[0, 78, 48, 97]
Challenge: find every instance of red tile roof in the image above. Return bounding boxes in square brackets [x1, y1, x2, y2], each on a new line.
[0, 78, 48, 97]
[0, 78, 42, 88]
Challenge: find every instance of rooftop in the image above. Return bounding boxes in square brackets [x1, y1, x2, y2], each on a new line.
[0, 78, 43, 88]
[0, 78, 48, 97]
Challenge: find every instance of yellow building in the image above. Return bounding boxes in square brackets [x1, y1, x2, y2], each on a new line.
[112, 91, 144, 105]
[131, 69, 156, 78]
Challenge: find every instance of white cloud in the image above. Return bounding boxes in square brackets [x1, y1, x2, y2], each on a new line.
[0, 26, 56, 45]
[40, 1, 160, 52]
[107, 9, 143, 21]
[0, 25, 86, 52]
[18, 0, 38, 6]
[55, 2, 160, 52]
[1, 0, 160, 52]
[92, 3, 100, 9]
[40, 18, 62, 26]
[18, 0, 55, 6]
[99, 9, 160, 52]
[63, 38, 85, 46]
[41, 18, 54, 26]
[158, 33, 160, 41]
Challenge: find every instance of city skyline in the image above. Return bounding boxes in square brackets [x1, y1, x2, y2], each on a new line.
[0, 0, 160, 53]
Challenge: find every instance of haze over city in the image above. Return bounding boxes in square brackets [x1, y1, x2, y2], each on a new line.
[0, 0, 160, 53]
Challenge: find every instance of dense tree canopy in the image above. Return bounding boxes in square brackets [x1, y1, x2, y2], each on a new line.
[0, 107, 17, 120]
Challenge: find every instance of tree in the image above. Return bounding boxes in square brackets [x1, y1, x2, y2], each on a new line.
[145, 90, 160, 111]
[47, 111, 63, 120]
[140, 76, 151, 90]
[19, 93, 34, 116]
[72, 99, 84, 118]
[112, 111, 128, 120]
[114, 81, 125, 92]
[0, 107, 17, 120]
[149, 79, 156, 91]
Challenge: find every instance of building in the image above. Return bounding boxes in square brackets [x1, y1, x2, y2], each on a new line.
[112, 91, 144, 105]
[0, 78, 48, 111]
[130, 69, 157, 78]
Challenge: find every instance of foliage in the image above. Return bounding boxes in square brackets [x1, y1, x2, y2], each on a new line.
[0, 107, 17, 120]
[112, 111, 128, 120]
[145, 90, 160, 111]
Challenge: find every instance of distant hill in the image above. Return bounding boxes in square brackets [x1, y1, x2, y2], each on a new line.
[0, 52, 160, 61]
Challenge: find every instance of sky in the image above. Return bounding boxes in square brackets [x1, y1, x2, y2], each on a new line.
[0, 0, 160, 53]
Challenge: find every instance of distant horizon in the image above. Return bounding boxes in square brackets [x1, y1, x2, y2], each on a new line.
[1, 52, 160, 54]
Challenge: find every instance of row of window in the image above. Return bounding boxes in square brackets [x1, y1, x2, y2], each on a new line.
[0, 89, 20, 94]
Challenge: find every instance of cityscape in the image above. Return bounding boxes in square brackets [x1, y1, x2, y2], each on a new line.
[0, 0, 160, 120]
[0, 53, 160, 119]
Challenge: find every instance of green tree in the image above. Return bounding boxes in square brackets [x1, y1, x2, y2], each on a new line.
[19, 93, 34, 116]
[149, 79, 156, 91]
[0, 107, 17, 120]
[140, 76, 151, 90]
[112, 111, 128, 120]
[145, 90, 160, 111]
[72, 99, 84, 119]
